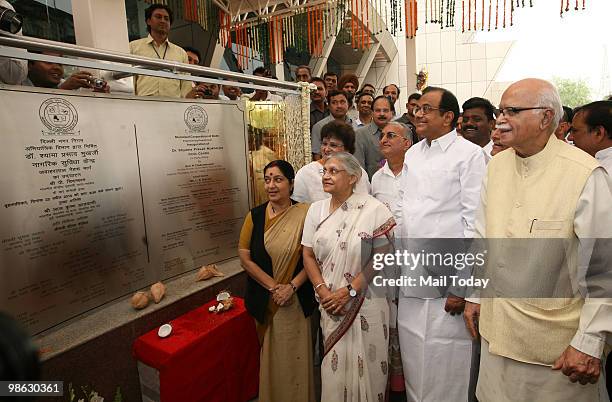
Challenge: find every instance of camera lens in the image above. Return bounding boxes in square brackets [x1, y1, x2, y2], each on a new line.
[0, 7, 24, 34]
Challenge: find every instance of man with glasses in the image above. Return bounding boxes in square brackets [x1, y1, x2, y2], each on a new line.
[370, 121, 414, 398]
[311, 90, 353, 160]
[354, 96, 395, 179]
[130, 4, 191, 98]
[371, 121, 414, 236]
[463, 79, 612, 402]
[568, 100, 612, 172]
[397, 86, 486, 402]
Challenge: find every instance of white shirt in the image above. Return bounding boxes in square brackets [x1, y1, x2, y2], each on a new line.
[353, 116, 371, 129]
[292, 161, 370, 203]
[483, 140, 493, 164]
[0, 0, 27, 85]
[371, 161, 403, 232]
[398, 129, 486, 239]
[595, 146, 612, 174]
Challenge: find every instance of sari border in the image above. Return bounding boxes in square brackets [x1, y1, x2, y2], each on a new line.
[373, 217, 396, 238]
[322, 293, 365, 357]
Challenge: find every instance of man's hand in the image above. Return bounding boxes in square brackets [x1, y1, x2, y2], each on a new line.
[59, 71, 94, 90]
[463, 301, 480, 340]
[552, 346, 601, 385]
[444, 293, 466, 316]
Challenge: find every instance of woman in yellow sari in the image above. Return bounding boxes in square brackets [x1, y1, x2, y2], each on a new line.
[239, 160, 316, 402]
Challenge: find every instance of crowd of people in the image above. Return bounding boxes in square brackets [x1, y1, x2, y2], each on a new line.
[240, 75, 612, 402]
[2, 2, 611, 402]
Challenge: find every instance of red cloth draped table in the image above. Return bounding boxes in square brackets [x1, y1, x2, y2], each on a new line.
[133, 297, 259, 402]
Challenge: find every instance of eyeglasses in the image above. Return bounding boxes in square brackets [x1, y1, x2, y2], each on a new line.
[413, 105, 445, 115]
[321, 167, 346, 176]
[497, 106, 550, 117]
[321, 141, 344, 149]
[379, 131, 403, 140]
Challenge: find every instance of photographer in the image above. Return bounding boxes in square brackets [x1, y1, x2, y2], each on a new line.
[186, 82, 225, 100]
[23, 51, 109, 93]
[0, 0, 27, 85]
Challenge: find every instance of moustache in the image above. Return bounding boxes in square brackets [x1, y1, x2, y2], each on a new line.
[495, 123, 512, 131]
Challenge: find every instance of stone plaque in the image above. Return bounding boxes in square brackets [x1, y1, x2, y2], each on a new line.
[0, 87, 250, 334]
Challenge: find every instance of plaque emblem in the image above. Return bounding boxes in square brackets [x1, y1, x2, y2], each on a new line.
[39, 98, 78, 134]
[184, 105, 208, 131]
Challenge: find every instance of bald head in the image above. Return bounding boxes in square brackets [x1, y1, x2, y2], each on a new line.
[497, 78, 562, 157]
[503, 79, 562, 134]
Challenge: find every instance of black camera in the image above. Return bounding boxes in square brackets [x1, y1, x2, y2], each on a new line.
[202, 88, 213, 96]
[0, 6, 23, 34]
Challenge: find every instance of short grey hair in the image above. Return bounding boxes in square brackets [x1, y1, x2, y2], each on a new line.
[536, 82, 563, 133]
[327, 152, 362, 187]
[384, 121, 412, 140]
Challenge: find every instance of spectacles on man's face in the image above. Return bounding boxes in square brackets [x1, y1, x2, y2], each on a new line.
[413, 104, 445, 115]
[321, 140, 345, 150]
[379, 131, 404, 140]
[497, 106, 550, 117]
[321, 167, 346, 176]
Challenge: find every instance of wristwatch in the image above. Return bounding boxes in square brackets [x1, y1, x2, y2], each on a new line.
[346, 284, 357, 297]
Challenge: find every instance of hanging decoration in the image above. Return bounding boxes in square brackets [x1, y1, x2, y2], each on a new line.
[561, 0, 586, 17]
[415, 68, 429, 91]
[144, 0, 588, 70]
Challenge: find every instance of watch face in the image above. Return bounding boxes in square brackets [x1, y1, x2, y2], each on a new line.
[349, 289, 357, 297]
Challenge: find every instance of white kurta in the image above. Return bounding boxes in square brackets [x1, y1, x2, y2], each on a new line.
[595, 146, 612, 174]
[371, 161, 403, 235]
[397, 129, 486, 402]
[0, 0, 27, 85]
[482, 141, 493, 164]
[292, 161, 370, 203]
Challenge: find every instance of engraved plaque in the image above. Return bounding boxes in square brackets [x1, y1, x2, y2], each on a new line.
[0, 87, 250, 334]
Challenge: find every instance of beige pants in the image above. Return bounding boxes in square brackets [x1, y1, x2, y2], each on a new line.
[477, 338, 609, 402]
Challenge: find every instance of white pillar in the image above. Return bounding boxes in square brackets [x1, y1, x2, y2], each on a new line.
[72, 0, 130, 52]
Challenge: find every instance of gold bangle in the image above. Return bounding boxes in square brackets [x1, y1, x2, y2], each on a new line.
[314, 283, 326, 292]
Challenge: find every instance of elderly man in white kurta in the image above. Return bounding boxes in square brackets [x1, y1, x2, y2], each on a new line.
[371, 121, 414, 392]
[397, 87, 486, 402]
[463, 79, 612, 402]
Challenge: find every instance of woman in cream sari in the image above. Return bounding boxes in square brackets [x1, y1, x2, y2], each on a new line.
[239, 160, 316, 402]
[302, 152, 396, 402]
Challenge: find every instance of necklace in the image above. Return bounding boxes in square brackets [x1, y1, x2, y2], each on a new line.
[270, 202, 290, 214]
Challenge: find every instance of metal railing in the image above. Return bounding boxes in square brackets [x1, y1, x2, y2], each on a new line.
[0, 31, 301, 94]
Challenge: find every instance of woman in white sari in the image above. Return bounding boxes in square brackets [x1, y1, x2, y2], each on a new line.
[301, 152, 396, 402]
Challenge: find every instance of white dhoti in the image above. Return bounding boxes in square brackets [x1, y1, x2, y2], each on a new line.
[398, 298, 473, 402]
[477, 338, 609, 402]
